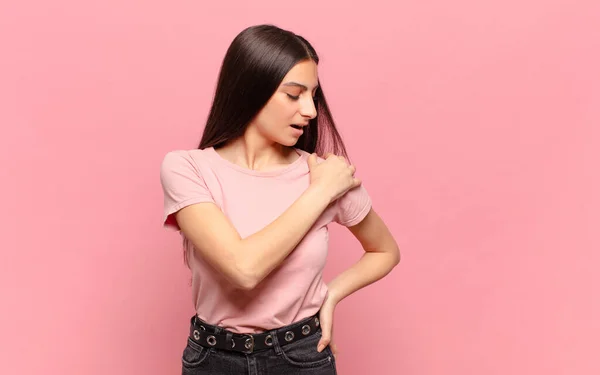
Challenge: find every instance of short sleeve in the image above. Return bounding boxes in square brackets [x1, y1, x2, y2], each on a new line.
[160, 150, 215, 230]
[333, 184, 372, 227]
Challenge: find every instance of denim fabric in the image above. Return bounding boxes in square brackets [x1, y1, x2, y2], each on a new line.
[181, 315, 337, 375]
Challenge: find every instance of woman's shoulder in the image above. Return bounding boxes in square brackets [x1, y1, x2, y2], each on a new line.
[160, 148, 216, 177]
[162, 147, 213, 164]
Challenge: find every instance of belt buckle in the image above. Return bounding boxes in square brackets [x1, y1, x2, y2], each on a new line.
[242, 334, 255, 354]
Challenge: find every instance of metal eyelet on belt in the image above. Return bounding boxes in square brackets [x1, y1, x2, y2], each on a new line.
[245, 336, 255, 351]
[206, 335, 217, 346]
[231, 339, 235, 348]
[264, 335, 273, 346]
[284, 331, 295, 342]
[192, 330, 200, 340]
[302, 325, 311, 335]
[200, 325, 206, 331]
[315, 317, 320, 327]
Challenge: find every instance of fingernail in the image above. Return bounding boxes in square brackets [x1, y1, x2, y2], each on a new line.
[317, 344, 324, 352]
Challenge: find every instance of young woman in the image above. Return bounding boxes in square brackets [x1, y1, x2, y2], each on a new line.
[160, 24, 400, 375]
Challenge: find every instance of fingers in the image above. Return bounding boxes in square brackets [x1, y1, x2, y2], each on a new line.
[317, 335, 330, 353]
[317, 316, 332, 353]
[318, 338, 338, 359]
[307, 153, 317, 169]
[323, 154, 352, 173]
[323, 153, 346, 163]
[314, 152, 357, 183]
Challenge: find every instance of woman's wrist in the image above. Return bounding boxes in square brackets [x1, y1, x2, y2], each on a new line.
[325, 286, 343, 305]
[305, 183, 335, 206]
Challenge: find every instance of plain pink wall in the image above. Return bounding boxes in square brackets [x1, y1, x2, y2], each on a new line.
[1, 1, 599, 374]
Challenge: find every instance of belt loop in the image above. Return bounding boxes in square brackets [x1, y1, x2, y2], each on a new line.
[270, 330, 283, 355]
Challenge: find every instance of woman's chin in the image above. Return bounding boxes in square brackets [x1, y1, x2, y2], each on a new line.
[275, 136, 301, 147]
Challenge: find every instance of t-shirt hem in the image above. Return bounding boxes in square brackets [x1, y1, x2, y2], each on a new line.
[339, 200, 372, 227]
[163, 197, 215, 229]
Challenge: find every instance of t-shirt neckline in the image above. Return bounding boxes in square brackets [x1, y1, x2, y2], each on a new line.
[205, 146, 308, 177]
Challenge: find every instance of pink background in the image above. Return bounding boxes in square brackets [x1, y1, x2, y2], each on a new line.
[1, 1, 599, 374]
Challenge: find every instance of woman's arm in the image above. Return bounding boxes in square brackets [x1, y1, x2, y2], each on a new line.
[326, 207, 401, 304]
[316, 207, 400, 352]
[173, 153, 361, 291]
[176, 185, 331, 291]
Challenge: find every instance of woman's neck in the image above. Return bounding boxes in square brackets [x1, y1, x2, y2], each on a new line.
[216, 135, 299, 172]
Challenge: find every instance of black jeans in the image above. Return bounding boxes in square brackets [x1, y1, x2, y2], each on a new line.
[181, 313, 337, 374]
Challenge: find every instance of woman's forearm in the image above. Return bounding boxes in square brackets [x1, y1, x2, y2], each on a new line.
[326, 247, 400, 304]
[238, 185, 332, 287]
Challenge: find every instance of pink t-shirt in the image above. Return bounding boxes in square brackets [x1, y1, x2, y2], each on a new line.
[160, 146, 372, 333]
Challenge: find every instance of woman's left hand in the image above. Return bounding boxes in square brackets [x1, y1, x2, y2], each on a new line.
[317, 293, 339, 358]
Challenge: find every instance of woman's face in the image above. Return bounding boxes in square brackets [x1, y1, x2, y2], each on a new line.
[249, 59, 319, 147]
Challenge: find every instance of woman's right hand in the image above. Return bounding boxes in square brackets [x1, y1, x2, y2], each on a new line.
[307, 153, 361, 203]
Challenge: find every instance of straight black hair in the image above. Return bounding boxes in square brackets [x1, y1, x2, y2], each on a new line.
[197, 24, 348, 159]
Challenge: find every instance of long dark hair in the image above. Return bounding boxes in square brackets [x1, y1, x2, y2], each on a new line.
[197, 24, 348, 159]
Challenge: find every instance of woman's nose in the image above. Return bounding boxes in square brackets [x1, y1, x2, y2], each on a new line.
[299, 96, 317, 119]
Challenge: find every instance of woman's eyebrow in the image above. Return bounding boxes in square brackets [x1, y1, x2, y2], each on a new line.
[282, 82, 319, 91]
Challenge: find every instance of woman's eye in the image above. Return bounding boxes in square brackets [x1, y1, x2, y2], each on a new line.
[286, 93, 300, 100]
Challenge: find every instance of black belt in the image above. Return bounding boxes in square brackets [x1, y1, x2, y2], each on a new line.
[189, 313, 321, 354]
